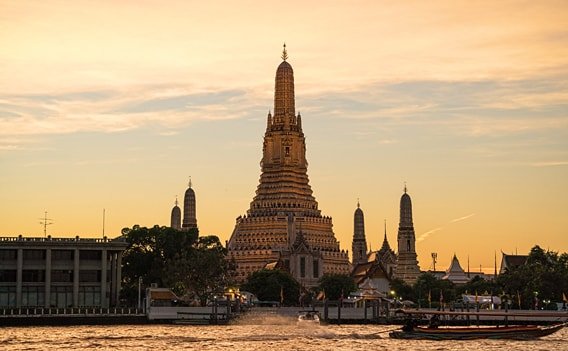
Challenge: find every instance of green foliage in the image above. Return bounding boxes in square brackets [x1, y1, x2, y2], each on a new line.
[497, 245, 568, 309]
[316, 274, 357, 300]
[240, 269, 300, 306]
[120, 225, 234, 306]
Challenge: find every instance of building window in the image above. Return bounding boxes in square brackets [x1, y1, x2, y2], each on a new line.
[22, 286, 45, 307]
[300, 257, 306, 278]
[52, 250, 74, 261]
[406, 239, 411, 251]
[0, 286, 16, 307]
[23, 249, 45, 260]
[22, 270, 45, 282]
[79, 250, 101, 260]
[0, 270, 17, 282]
[78, 286, 101, 307]
[285, 146, 290, 156]
[0, 249, 17, 260]
[50, 286, 73, 308]
[313, 260, 319, 279]
[51, 270, 73, 283]
[79, 270, 101, 283]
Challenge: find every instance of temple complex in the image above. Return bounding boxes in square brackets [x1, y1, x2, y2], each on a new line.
[227, 45, 350, 287]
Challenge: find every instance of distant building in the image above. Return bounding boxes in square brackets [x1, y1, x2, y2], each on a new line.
[394, 186, 421, 284]
[0, 236, 127, 308]
[442, 254, 470, 285]
[499, 252, 528, 274]
[351, 201, 367, 266]
[227, 45, 350, 287]
[170, 178, 198, 232]
[170, 197, 182, 230]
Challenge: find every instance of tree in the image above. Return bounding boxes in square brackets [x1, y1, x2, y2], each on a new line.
[163, 235, 235, 305]
[120, 225, 234, 306]
[498, 245, 568, 309]
[316, 274, 357, 301]
[240, 269, 300, 306]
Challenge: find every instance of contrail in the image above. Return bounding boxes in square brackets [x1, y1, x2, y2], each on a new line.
[417, 227, 443, 242]
[450, 213, 476, 223]
[417, 213, 476, 243]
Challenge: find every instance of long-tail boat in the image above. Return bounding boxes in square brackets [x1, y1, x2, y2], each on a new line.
[389, 309, 567, 340]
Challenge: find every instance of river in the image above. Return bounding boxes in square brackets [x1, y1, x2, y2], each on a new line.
[2, 315, 567, 350]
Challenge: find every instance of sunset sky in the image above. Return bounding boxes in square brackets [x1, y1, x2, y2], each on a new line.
[1, 1, 567, 273]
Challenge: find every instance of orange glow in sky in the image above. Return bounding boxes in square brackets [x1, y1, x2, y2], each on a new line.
[1, 1, 567, 273]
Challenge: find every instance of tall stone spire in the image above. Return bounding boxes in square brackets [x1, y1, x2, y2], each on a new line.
[252, 45, 314, 217]
[395, 185, 420, 284]
[227, 47, 350, 286]
[273, 43, 296, 125]
[170, 196, 181, 230]
[352, 200, 367, 265]
[182, 177, 197, 231]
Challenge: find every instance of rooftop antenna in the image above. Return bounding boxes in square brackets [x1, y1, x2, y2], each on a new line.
[39, 211, 53, 238]
[431, 252, 437, 271]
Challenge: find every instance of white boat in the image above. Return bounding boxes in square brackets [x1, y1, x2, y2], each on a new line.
[297, 310, 320, 324]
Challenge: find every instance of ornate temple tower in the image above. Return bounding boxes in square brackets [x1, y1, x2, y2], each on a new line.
[352, 201, 367, 265]
[182, 178, 197, 231]
[170, 197, 181, 230]
[395, 185, 420, 284]
[227, 45, 350, 286]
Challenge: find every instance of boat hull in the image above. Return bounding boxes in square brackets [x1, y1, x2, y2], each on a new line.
[389, 324, 565, 340]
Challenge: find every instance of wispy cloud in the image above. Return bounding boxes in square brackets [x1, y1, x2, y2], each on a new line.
[530, 161, 568, 167]
[418, 213, 476, 242]
[0, 86, 262, 150]
[417, 227, 443, 243]
[450, 213, 476, 223]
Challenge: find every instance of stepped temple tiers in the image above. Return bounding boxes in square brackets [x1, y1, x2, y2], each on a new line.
[227, 45, 350, 287]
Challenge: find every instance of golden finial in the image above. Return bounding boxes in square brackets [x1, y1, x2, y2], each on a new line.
[188, 176, 192, 188]
[281, 43, 288, 61]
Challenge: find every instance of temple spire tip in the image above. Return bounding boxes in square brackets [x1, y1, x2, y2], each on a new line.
[281, 43, 288, 61]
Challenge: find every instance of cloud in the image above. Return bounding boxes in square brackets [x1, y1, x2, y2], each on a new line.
[530, 161, 568, 167]
[418, 213, 476, 242]
[450, 213, 476, 223]
[0, 86, 260, 150]
[417, 227, 443, 243]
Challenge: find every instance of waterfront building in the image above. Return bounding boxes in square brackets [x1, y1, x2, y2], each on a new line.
[227, 45, 350, 287]
[351, 201, 367, 266]
[499, 252, 527, 274]
[394, 186, 421, 284]
[351, 221, 397, 294]
[0, 236, 127, 308]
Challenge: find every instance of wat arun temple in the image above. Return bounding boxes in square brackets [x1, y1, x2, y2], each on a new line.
[173, 46, 421, 288]
[226, 46, 351, 287]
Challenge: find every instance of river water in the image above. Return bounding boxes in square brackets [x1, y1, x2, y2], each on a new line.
[2, 315, 567, 350]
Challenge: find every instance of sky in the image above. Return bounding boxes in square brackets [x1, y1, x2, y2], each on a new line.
[1, 0, 567, 273]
